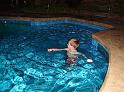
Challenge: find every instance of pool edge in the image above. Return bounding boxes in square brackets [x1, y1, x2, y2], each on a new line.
[0, 16, 114, 29]
[93, 31, 111, 92]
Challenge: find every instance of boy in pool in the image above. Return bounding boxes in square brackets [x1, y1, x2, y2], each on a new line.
[48, 38, 93, 65]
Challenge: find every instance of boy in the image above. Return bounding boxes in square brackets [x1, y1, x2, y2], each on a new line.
[48, 38, 93, 65]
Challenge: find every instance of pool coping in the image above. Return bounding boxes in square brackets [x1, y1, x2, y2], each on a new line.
[0, 17, 113, 92]
[0, 16, 114, 29]
[93, 26, 124, 92]
[93, 30, 112, 92]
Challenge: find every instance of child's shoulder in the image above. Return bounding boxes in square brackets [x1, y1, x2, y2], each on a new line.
[68, 50, 80, 55]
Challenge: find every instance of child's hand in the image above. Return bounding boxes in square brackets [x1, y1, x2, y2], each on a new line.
[48, 49, 56, 52]
[87, 59, 93, 63]
[48, 49, 53, 52]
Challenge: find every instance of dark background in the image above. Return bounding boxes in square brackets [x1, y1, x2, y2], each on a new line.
[0, 0, 124, 17]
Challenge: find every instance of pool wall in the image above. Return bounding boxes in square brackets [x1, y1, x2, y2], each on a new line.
[93, 31, 112, 92]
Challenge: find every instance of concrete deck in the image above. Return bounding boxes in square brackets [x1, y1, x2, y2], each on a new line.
[93, 22, 124, 92]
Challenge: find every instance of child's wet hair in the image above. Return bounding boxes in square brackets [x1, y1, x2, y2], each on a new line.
[69, 38, 79, 48]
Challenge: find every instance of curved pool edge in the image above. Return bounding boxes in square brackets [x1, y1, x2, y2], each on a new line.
[93, 28, 124, 92]
[0, 16, 114, 29]
[93, 32, 111, 92]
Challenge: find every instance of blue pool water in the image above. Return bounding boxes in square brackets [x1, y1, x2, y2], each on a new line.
[0, 19, 109, 92]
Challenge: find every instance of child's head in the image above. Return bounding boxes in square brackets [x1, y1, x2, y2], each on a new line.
[68, 38, 79, 49]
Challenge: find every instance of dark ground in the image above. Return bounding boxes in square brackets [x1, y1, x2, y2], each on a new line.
[0, 8, 124, 27]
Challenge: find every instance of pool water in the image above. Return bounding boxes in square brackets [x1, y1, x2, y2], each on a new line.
[0, 19, 109, 92]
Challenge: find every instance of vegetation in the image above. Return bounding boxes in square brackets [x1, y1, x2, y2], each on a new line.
[0, 0, 124, 16]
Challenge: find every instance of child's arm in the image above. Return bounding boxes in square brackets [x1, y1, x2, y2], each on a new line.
[77, 52, 93, 63]
[77, 52, 88, 59]
[48, 48, 68, 52]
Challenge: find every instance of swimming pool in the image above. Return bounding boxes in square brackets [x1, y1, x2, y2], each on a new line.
[0, 19, 109, 92]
